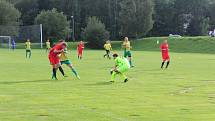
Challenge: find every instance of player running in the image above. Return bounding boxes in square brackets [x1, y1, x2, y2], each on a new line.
[48, 41, 67, 80]
[122, 37, 134, 67]
[25, 39, 31, 58]
[160, 40, 170, 69]
[46, 39, 51, 52]
[110, 53, 130, 83]
[59, 48, 80, 79]
[77, 41, 85, 59]
[103, 40, 112, 59]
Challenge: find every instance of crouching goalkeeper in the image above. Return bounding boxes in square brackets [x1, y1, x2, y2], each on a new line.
[110, 53, 131, 83]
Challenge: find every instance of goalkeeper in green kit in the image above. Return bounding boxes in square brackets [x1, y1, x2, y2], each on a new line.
[110, 53, 131, 83]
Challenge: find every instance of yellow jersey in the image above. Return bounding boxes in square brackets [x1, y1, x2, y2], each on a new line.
[104, 43, 112, 50]
[46, 42, 51, 48]
[25, 42, 31, 50]
[59, 49, 69, 61]
[122, 41, 131, 51]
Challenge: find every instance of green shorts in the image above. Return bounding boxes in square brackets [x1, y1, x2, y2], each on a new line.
[117, 65, 129, 73]
[61, 60, 72, 65]
[124, 50, 132, 57]
[26, 50, 31, 52]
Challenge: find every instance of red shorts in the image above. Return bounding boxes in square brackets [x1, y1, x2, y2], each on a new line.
[162, 54, 170, 61]
[49, 56, 60, 65]
[78, 49, 83, 55]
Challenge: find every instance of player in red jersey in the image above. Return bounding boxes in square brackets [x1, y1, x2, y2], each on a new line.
[160, 40, 170, 69]
[49, 41, 67, 80]
[77, 41, 85, 59]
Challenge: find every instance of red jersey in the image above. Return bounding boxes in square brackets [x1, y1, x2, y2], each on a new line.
[77, 43, 84, 51]
[160, 43, 170, 61]
[160, 43, 169, 54]
[49, 43, 64, 57]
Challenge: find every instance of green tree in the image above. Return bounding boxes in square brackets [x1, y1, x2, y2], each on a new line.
[35, 8, 70, 40]
[118, 0, 154, 38]
[208, 1, 215, 30]
[149, 0, 175, 36]
[0, 0, 20, 25]
[187, 17, 210, 36]
[15, 0, 39, 25]
[0, 0, 21, 36]
[83, 16, 109, 49]
[185, 0, 210, 35]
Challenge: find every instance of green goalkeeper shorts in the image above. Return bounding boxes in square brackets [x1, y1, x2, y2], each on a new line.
[117, 65, 129, 73]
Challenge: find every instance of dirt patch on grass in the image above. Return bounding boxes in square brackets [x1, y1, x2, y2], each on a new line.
[179, 87, 193, 94]
[129, 114, 141, 117]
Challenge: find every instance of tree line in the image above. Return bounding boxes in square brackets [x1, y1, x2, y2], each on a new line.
[1, 0, 215, 46]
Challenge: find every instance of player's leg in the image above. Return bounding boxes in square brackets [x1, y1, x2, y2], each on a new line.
[166, 61, 170, 68]
[166, 58, 170, 68]
[26, 50, 28, 58]
[46, 48, 48, 52]
[78, 51, 81, 59]
[124, 50, 127, 58]
[77, 50, 79, 59]
[127, 51, 133, 67]
[52, 64, 58, 80]
[104, 50, 108, 58]
[118, 66, 129, 82]
[80, 51, 83, 59]
[67, 61, 80, 79]
[29, 50, 32, 58]
[12, 45, 15, 51]
[128, 57, 133, 67]
[107, 50, 111, 59]
[161, 55, 166, 69]
[120, 73, 128, 83]
[49, 57, 56, 79]
[59, 61, 69, 77]
[51, 57, 61, 80]
[55, 63, 63, 79]
[161, 62, 165, 69]
[111, 71, 117, 82]
[58, 66, 65, 76]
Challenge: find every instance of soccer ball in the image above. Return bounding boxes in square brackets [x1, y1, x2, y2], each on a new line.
[157, 40, 159, 44]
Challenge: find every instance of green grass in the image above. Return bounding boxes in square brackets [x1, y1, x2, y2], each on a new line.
[1, 49, 215, 121]
[111, 36, 215, 54]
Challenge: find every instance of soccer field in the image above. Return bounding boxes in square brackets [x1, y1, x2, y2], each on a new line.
[1, 49, 215, 121]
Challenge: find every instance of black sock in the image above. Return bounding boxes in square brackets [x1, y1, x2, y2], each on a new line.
[166, 61, 170, 68]
[59, 66, 65, 76]
[52, 68, 57, 78]
[161, 62, 165, 68]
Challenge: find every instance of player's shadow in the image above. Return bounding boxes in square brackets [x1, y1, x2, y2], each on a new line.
[86, 81, 113, 86]
[0, 80, 53, 85]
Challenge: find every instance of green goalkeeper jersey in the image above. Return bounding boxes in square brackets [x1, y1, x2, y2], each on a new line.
[115, 57, 130, 67]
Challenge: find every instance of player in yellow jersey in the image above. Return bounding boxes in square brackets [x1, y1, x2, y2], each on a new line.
[59, 48, 80, 79]
[25, 39, 31, 58]
[103, 40, 112, 59]
[46, 39, 51, 52]
[122, 37, 133, 67]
